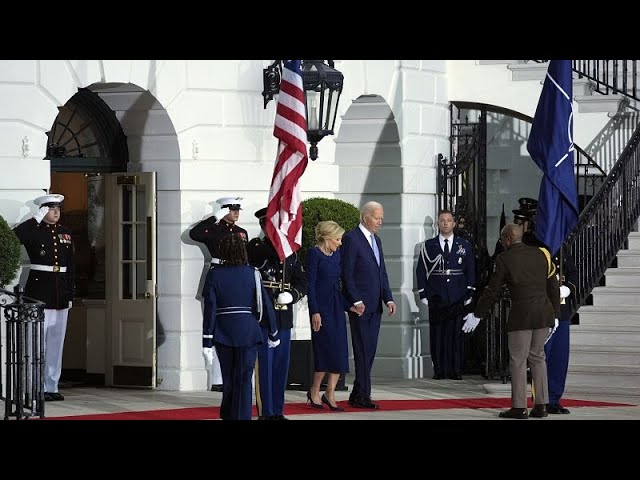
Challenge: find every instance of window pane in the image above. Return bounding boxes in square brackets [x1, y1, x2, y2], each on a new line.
[122, 263, 133, 299]
[122, 185, 132, 222]
[122, 224, 132, 261]
[136, 262, 147, 299]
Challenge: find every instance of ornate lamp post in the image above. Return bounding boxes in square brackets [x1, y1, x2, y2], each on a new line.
[262, 60, 344, 160]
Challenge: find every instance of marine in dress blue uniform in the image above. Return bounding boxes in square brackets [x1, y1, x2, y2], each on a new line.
[190, 196, 248, 391]
[247, 207, 307, 420]
[13, 194, 74, 401]
[416, 210, 475, 380]
[202, 235, 278, 421]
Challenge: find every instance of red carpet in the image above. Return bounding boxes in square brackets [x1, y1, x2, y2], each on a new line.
[43, 397, 634, 420]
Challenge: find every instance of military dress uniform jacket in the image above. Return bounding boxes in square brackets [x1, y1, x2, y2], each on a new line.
[475, 242, 560, 332]
[417, 236, 475, 308]
[247, 237, 307, 330]
[189, 217, 248, 260]
[202, 265, 278, 348]
[13, 218, 74, 309]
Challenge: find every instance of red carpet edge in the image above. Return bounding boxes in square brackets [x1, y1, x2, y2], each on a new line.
[43, 397, 635, 420]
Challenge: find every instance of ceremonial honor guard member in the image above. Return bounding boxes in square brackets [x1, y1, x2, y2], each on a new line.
[190, 196, 248, 392]
[247, 207, 307, 420]
[416, 209, 475, 380]
[13, 194, 74, 401]
[202, 234, 279, 420]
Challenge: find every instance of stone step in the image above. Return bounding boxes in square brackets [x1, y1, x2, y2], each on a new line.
[589, 286, 640, 306]
[563, 382, 640, 401]
[577, 305, 640, 326]
[565, 364, 640, 389]
[616, 250, 640, 267]
[569, 344, 640, 367]
[570, 325, 640, 347]
[628, 232, 640, 249]
[604, 267, 640, 287]
[575, 94, 628, 113]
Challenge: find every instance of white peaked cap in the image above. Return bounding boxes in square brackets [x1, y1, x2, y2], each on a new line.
[34, 194, 65, 207]
[216, 197, 243, 209]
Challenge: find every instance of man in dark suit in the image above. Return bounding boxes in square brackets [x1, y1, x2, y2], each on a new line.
[341, 201, 396, 409]
[247, 207, 307, 420]
[464, 223, 560, 419]
[416, 209, 476, 380]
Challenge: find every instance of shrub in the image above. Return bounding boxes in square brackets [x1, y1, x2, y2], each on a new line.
[300, 197, 360, 264]
[0, 215, 21, 288]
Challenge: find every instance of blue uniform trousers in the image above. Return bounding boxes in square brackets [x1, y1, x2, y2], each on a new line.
[429, 302, 464, 377]
[216, 342, 258, 420]
[256, 326, 292, 417]
[544, 319, 570, 405]
[348, 310, 382, 399]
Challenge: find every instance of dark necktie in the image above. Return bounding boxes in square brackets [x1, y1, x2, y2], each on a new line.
[444, 238, 450, 256]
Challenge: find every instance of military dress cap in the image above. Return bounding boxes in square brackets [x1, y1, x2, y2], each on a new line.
[518, 197, 538, 210]
[512, 208, 535, 223]
[216, 196, 243, 210]
[34, 193, 65, 207]
[254, 207, 268, 219]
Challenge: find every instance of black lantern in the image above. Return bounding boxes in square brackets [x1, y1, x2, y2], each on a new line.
[262, 60, 344, 161]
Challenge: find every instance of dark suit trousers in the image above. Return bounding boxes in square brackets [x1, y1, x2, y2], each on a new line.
[428, 302, 463, 377]
[348, 310, 382, 399]
[216, 343, 258, 420]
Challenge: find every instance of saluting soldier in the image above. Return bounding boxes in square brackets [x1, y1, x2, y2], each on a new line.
[247, 207, 307, 420]
[190, 196, 248, 392]
[13, 193, 74, 402]
[416, 209, 475, 380]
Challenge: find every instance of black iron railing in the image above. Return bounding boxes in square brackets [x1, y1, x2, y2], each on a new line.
[1, 286, 46, 420]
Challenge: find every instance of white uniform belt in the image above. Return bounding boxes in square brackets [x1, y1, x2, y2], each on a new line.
[430, 269, 463, 276]
[31, 264, 67, 273]
[208, 258, 223, 265]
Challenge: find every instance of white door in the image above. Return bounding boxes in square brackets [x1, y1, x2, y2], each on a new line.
[105, 172, 157, 387]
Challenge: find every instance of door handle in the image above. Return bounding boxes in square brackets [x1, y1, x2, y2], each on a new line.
[145, 292, 151, 299]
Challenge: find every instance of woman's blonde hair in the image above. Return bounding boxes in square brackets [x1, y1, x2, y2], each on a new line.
[315, 220, 344, 246]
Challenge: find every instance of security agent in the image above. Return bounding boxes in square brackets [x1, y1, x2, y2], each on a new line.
[247, 207, 307, 420]
[190, 196, 248, 392]
[13, 194, 74, 401]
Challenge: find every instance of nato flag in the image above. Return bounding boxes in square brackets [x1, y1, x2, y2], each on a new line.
[527, 60, 579, 256]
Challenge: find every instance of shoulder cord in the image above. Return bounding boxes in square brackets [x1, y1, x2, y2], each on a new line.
[254, 268, 263, 323]
[537, 247, 557, 279]
[420, 242, 445, 280]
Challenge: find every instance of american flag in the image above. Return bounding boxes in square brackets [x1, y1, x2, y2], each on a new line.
[265, 60, 309, 261]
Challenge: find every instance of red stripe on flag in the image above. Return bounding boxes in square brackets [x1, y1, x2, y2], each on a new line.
[266, 60, 309, 261]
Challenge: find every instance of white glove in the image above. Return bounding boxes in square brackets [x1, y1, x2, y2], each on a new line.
[68, 300, 73, 309]
[559, 285, 571, 299]
[550, 318, 559, 335]
[277, 292, 293, 305]
[33, 206, 49, 224]
[420, 298, 428, 306]
[462, 313, 481, 333]
[203, 347, 214, 366]
[213, 207, 231, 221]
[268, 338, 280, 348]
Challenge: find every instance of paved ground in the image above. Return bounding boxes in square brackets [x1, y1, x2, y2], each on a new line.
[15, 374, 640, 421]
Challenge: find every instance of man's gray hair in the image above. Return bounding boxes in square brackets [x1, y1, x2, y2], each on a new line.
[361, 201, 383, 220]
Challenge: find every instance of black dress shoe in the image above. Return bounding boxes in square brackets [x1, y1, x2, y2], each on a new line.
[272, 415, 289, 420]
[45, 392, 64, 401]
[432, 374, 444, 380]
[529, 404, 548, 418]
[210, 384, 223, 392]
[498, 408, 528, 419]
[547, 404, 571, 414]
[352, 396, 379, 409]
[448, 374, 463, 380]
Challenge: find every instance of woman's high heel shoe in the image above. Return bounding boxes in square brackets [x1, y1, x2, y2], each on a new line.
[307, 391, 324, 410]
[321, 394, 345, 412]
